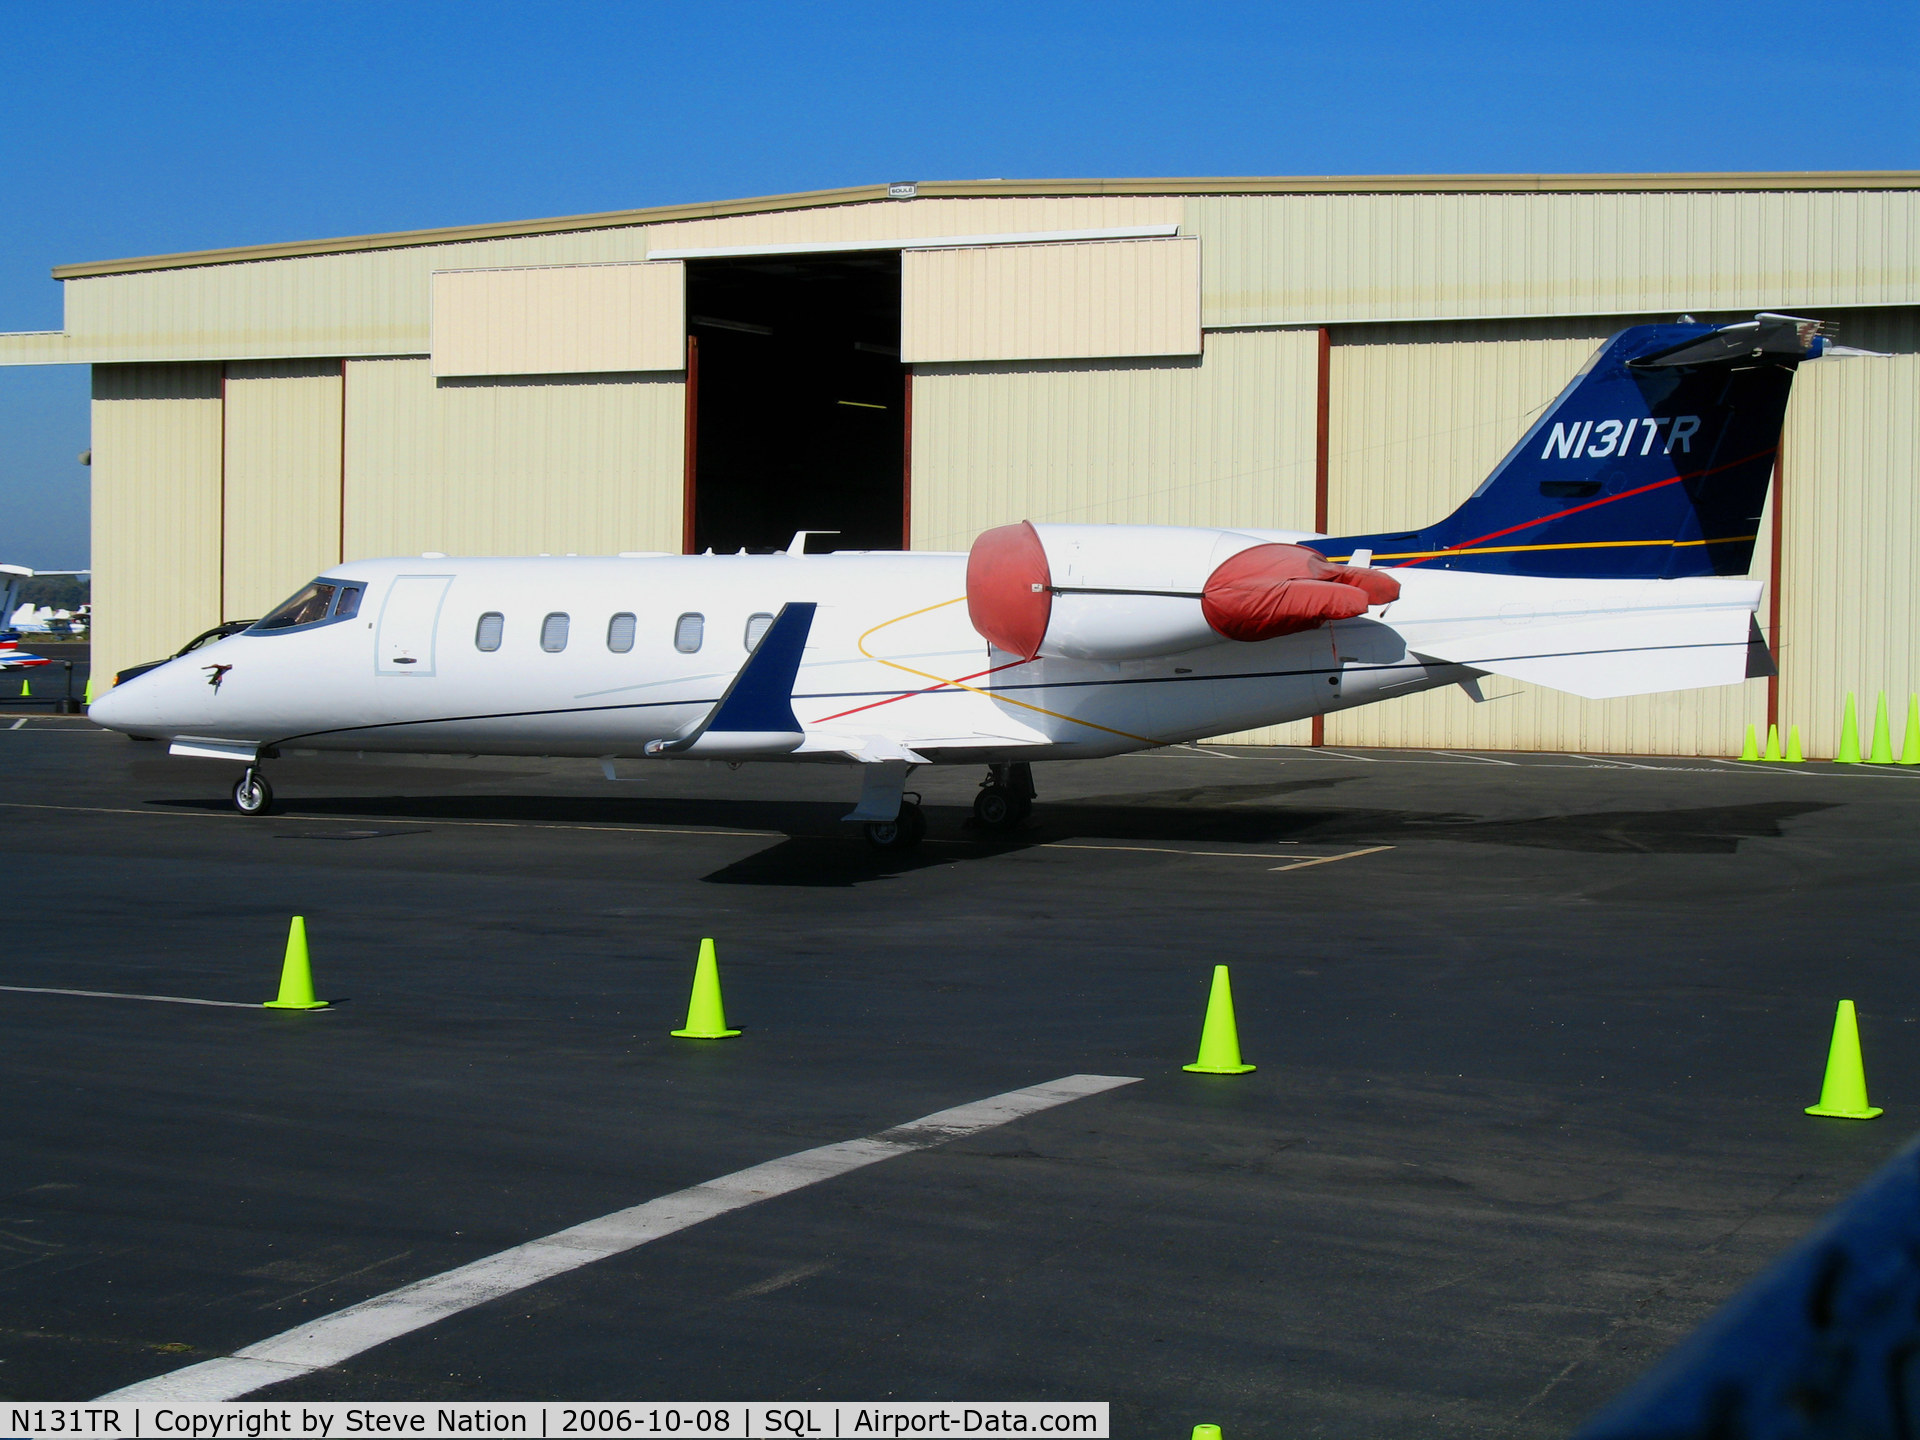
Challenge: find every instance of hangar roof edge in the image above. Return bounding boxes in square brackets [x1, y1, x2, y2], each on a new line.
[51, 171, 1920, 281]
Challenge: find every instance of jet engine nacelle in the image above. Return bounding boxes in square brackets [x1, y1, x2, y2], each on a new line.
[966, 521, 1400, 662]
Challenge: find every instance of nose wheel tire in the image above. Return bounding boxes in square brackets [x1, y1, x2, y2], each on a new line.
[233, 769, 274, 816]
[863, 800, 926, 853]
[971, 785, 1032, 831]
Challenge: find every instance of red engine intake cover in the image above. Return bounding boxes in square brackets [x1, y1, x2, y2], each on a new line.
[1201, 544, 1402, 642]
[966, 521, 1052, 660]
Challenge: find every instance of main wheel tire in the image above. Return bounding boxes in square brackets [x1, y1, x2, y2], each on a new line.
[233, 771, 274, 816]
[972, 786, 1032, 831]
[864, 800, 927, 852]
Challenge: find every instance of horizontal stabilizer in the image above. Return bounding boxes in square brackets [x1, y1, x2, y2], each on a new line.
[1412, 604, 1756, 700]
[645, 602, 816, 758]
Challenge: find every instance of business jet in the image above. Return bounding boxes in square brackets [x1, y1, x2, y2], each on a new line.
[89, 314, 1824, 850]
[0, 635, 50, 673]
[1, 564, 54, 671]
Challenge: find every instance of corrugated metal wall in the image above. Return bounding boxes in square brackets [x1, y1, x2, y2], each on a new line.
[431, 262, 686, 377]
[1185, 190, 1920, 326]
[221, 359, 343, 622]
[910, 327, 1321, 743]
[340, 359, 684, 561]
[1320, 319, 1771, 755]
[90, 364, 223, 683]
[902, 238, 1201, 363]
[1777, 311, 1920, 757]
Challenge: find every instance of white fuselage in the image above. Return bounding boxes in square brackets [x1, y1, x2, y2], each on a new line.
[87, 548, 1762, 766]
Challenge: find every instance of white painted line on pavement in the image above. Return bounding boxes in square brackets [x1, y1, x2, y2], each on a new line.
[0, 983, 261, 1010]
[98, 1073, 1141, 1402]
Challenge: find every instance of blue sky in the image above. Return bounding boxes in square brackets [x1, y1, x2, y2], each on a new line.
[1, 0, 1914, 569]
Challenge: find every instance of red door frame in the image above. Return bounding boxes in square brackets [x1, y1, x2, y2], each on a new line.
[1310, 326, 1331, 746]
[901, 368, 913, 550]
[681, 335, 700, 554]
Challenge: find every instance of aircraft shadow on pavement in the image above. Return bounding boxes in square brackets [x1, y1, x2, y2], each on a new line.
[147, 782, 1838, 886]
[1057, 783, 1837, 855]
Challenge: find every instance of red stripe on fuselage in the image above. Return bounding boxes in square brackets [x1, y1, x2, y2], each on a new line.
[809, 656, 1032, 725]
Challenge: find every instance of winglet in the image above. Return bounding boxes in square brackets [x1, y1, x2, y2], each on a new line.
[645, 602, 817, 758]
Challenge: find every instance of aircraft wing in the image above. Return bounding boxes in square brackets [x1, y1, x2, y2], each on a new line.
[792, 730, 1048, 763]
[646, 599, 1050, 763]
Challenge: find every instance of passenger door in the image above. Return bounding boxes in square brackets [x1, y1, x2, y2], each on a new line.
[375, 575, 453, 676]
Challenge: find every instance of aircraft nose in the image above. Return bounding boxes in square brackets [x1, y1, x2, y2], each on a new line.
[87, 668, 165, 733]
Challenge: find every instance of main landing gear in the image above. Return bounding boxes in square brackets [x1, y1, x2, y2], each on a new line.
[863, 800, 926, 852]
[233, 767, 274, 816]
[845, 760, 926, 854]
[844, 760, 1039, 853]
[971, 762, 1034, 833]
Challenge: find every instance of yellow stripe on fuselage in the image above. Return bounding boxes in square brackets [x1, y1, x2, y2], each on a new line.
[852, 597, 1158, 745]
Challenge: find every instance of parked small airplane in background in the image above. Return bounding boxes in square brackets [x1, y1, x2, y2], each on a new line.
[91, 314, 1826, 849]
[1, 565, 53, 672]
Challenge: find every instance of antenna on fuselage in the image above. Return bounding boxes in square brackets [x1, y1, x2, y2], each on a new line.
[785, 531, 840, 556]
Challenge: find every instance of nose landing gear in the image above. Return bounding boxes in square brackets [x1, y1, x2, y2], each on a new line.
[972, 762, 1035, 832]
[233, 767, 274, 816]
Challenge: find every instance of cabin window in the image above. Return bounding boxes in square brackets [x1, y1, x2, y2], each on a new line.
[744, 613, 774, 651]
[541, 613, 570, 653]
[674, 613, 704, 653]
[333, 585, 364, 620]
[607, 613, 636, 653]
[254, 581, 338, 632]
[475, 613, 504, 652]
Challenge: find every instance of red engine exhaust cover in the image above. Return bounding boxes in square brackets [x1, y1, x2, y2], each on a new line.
[1200, 544, 1401, 642]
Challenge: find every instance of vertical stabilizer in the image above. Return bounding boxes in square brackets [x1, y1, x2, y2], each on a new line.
[1313, 314, 1827, 579]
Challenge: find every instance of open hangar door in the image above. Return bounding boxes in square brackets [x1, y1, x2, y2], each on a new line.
[684, 253, 906, 555]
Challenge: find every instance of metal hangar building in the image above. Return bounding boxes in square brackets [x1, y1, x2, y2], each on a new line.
[2, 171, 1915, 756]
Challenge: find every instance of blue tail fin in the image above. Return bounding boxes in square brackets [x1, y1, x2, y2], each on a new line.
[1312, 314, 1828, 579]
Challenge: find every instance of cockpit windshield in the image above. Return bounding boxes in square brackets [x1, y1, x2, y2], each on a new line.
[253, 580, 339, 632]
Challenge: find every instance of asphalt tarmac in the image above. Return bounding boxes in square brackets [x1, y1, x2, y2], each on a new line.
[2, 722, 1917, 1435]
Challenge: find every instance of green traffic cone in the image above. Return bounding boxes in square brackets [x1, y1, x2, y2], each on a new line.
[1762, 724, 1783, 762]
[83, 675, 96, 705]
[263, 916, 329, 1010]
[671, 938, 740, 1038]
[1739, 723, 1760, 762]
[18, 677, 29, 699]
[1192, 1429, 1223, 1440]
[1183, 965, 1255, 1074]
[1902, 695, 1920, 765]
[1836, 693, 1862, 763]
[1869, 692, 1896, 763]
[1784, 725, 1805, 763]
[1806, 1000, 1882, 1119]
